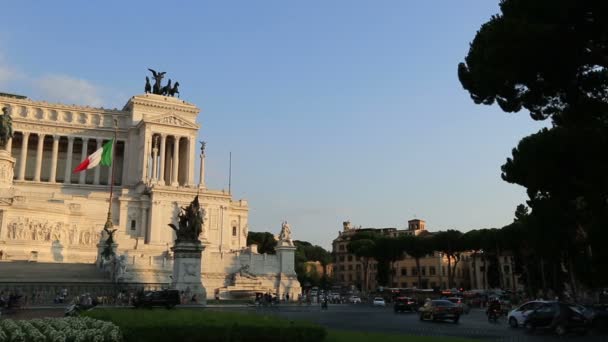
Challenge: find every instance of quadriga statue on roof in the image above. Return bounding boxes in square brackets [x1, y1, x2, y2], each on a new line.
[168, 195, 206, 242]
[0, 107, 14, 148]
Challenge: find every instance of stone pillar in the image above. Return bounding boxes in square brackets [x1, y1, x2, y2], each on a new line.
[34, 133, 46, 182]
[79, 138, 88, 184]
[171, 136, 180, 186]
[159, 134, 166, 184]
[172, 240, 206, 304]
[188, 136, 195, 186]
[64, 137, 74, 184]
[5, 137, 12, 153]
[142, 131, 151, 181]
[94, 138, 103, 185]
[49, 135, 59, 183]
[152, 136, 159, 181]
[18, 132, 30, 180]
[199, 152, 206, 188]
[276, 244, 301, 301]
[141, 204, 149, 242]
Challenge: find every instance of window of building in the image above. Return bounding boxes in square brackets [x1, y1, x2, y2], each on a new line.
[429, 266, 436, 276]
[348, 265, 353, 271]
[348, 274, 352, 281]
[356, 256, 360, 261]
[339, 244, 345, 251]
[232, 226, 237, 236]
[412, 282, 418, 287]
[130, 220, 136, 231]
[339, 265, 345, 271]
[421, 267, 426, 276]
[411, 267, 418, 276]
[430, 282, 436, 288]
[392, 283, 398, 288]
[506, 278, 511, 288]
[442, 282, 447, 288]
[339, 255, 345, 262]
[401, 268, 407, 276]
[504, 256, 508, 263]
[347, 255, 353, 262]
[340, 275, 345, 281]
[356, 264, 361, 270]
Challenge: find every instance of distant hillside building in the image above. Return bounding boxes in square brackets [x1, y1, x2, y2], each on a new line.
[332, 220, 470, 291]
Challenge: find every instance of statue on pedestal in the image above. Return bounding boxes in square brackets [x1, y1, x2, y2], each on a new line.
[168, 195, 206, 242]
[278, 221, 293, 246]
[0, 107, 14, 148]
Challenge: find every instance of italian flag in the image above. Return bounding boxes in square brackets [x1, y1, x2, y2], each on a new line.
[73, 139, 113, 173]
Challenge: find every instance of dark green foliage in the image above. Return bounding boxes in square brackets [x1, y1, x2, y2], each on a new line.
[293, 240, 332, 288]
[459, 0, 608, 293]
[246, 232, 277, 254]
[85, 309, 326, 342]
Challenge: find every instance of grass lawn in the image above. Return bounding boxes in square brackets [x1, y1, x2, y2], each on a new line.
[326, 330, 477, 342]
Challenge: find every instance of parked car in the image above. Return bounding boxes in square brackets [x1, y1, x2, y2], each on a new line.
[394, 296, 417, 313]
[524, 302, 591, 336]
[418, 300, 460, 323]
[349, 296, 361, 304]
[373, 297, 386, 306]
[507, 300, 548, 328]
[446, 297, 470, 314]
[133, 289, 180, 308]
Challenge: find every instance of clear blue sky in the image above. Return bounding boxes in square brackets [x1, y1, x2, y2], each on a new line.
[0, 1, 547, 249]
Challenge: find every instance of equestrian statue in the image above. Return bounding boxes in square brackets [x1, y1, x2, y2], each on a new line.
[145, 68, 180, 97]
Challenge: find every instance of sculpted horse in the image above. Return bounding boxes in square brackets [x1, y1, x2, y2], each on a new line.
[169, 82, 180, 97]
[160, 79, 172, 96]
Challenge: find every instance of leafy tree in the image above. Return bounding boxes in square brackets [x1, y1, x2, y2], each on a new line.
[400, 235, 433, 289]
[372, 237, 404, 287]
[347, 236, 377, 292]
[246, 232, 277, 254]
[430, 230, 464, 289]
[458, 0, 608, 126]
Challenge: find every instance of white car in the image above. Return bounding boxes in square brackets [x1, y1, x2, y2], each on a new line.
[349, 296, 362, 304]
[373, 297, 386, 306]
[507, 301, 548, 328]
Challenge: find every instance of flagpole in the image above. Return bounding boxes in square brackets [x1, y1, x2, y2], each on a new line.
[104, 118, 118, 232]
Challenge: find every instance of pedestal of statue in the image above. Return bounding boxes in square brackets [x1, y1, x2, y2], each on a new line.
[0, 149, 15, 189]
[172, 240, 206, 305]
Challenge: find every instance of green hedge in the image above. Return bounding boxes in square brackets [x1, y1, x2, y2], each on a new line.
[85, 309, 326, 342]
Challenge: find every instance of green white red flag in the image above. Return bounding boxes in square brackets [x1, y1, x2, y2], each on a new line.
[73, 139, 113, 173]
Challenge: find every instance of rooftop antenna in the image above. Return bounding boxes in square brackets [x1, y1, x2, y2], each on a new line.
[228, 151, 232, 194]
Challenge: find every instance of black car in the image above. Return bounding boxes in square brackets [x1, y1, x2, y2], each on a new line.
[524, 302, 591, 336]
[418, 300, 461, 323]
[394, 297, 417, 313]
[133, 290, 180, 309]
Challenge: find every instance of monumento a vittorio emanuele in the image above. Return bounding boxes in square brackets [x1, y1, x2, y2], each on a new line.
[0, 70, 301, 301]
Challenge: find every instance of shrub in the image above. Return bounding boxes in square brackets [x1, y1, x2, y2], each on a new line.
[0, 317, 122, 342]
[85, 309, 326, 342]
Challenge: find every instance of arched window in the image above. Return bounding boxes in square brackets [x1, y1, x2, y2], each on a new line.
[232, 226, 237, 236]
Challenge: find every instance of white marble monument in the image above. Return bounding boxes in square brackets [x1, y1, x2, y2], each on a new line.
[0, 83, 301, 300]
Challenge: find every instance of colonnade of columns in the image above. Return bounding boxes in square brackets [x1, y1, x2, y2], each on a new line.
[147, 133, 195, 187]
[7, 131, 121, 185]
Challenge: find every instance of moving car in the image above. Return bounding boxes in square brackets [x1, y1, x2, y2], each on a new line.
[507, 300, 548, 328]
[418, 300, 460, 323]
[372, 297, 386, 306]
[133, 289, 180, 308]
[394, 296, 417, 313]
[446, 297, 470, 314]
[524, 302, 591, 336]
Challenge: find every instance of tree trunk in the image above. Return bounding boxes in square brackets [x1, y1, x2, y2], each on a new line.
[447, 256, 453, 289]
[416, 258, 422, 289]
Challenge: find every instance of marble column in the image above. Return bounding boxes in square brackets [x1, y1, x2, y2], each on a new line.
[94, 138, 102, 185]
[152, 136, 159, 181]
[106, 142, 113, 186]
[188, 136, 195, 186]
[199, 152, 206, 188]
[79, 138, 88, 184]
[34, 133, 46, 182]
[5, 137, 12, 153]
[49, 135, 59, 183]
[171, 136, 180, 186]
[64, 137, 74, 184]
[159, 134, 166, 184]
[18, 132, 30, 180]
[141, 204, 149, 242]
